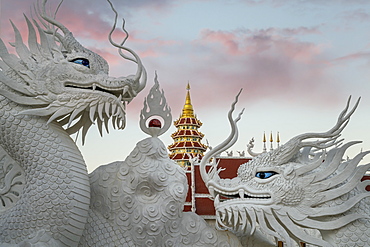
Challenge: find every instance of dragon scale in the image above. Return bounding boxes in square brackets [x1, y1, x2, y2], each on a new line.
[0, 95, 90, 246]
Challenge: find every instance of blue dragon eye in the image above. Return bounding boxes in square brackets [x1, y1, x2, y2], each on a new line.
[255, 171, 277, 179]
[71, 58, 90, 68]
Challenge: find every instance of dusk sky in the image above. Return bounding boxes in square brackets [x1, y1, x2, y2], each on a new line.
[1, 0, 370, 172]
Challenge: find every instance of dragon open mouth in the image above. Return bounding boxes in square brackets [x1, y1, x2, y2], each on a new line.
[210, 186, 272, 208]
[65, 83, 132, 101]
[221, 193, 271, 200]
[213, 189, 273, 232]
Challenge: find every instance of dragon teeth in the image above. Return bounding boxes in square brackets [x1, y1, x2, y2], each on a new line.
[232, 207, 239, 228]
[221, 208, 226, 222]
[239, 189, 244, 198]
[214, 194, 220, 207]
[112, 115, 117, 129]
[209, 186, 215, 198]
[116, 115, 123, 129]
[240, 208, 248, 233]
[227, 208, 233, 226]
[89, 104, 97, 123]
[111, 104, 117, 116]
[105, 102, 111, 117]
[98, 103, 104, 121]
[122, 86, 128, 97]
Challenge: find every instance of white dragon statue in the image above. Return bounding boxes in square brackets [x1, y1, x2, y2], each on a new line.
[200, 94, 370, 247]
[0, 0, 147, 245]
[1, 0, 369, 246]
[0, 0, 242, 246]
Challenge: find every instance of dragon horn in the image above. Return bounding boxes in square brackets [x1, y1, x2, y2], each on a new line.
[37, 0, 69, 35]
[35, 0, 85, 52]
[200, 90, 244, 185]
[107, 0, 147, 94]
[274, 96, 360, 165]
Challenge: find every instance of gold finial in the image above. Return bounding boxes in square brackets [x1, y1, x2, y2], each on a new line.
[263, 132, 267, 153]
[187, 82, 191, 90]
[277, 132, 280, 143]
[182, 82, 194, 117]
[270, 132, 273, 142]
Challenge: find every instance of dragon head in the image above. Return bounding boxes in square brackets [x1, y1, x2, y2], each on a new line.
[200, 96, 370, 246]
[0, 0, 146, 143]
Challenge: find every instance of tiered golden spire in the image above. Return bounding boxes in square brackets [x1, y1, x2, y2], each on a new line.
[181, 83, 194, 118]
[168, 82, 207, 167]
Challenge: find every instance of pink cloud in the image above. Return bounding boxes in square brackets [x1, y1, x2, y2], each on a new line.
[162, 27, 339, 109]
[0, 0, 355, 115]
[114, 25, 341, 116]
[334, 52, 370, 63]
[200, 30, 240, 55]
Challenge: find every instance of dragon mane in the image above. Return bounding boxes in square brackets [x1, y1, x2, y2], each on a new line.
[200, 96, 370, 247]
[0, 0, 146, 143]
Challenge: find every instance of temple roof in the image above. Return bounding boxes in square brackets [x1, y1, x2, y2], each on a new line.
[171, 129, 204, 138]
[174, 117, 202, 127]
[169, 153, 205, 161]
[168, 141, 207, 150]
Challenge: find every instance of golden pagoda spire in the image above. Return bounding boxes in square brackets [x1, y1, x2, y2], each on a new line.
[270, 131, 274, 151]
[169, 83, 207, 167]
[263, 132, 267, 153]
[181, 82, 194, 117]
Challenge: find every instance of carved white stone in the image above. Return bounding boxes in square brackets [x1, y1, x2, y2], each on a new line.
[1, 0, 369, 246]
[200, 96, 370, 247]
[0, 1, 241, 244]
[0, 0, 145, 246]
[81, 134, 241, 246]
[0, 146, 25, 213]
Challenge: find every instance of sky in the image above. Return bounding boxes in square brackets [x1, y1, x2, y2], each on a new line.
[1, 0, 370, 172]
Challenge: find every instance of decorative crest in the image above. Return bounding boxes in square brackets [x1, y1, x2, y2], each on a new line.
[140, 73, 172, 137]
